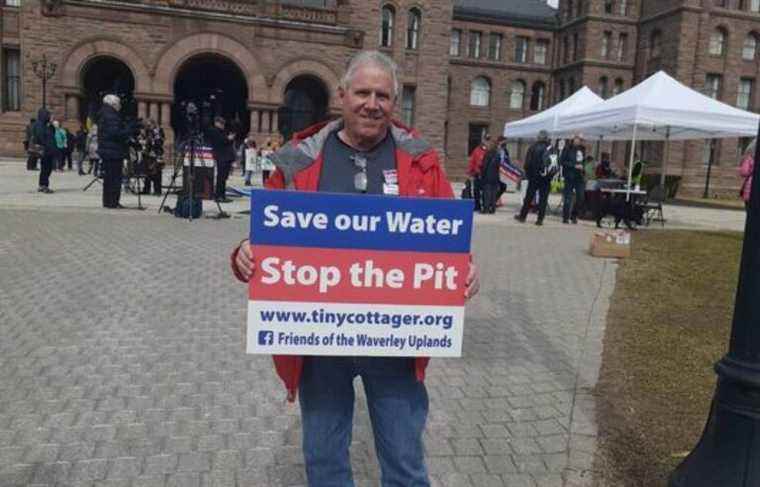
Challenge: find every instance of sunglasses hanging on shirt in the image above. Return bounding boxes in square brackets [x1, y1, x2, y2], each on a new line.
[351, 154, 368, 193]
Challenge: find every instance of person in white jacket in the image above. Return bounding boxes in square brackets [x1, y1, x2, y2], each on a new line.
[243, 138, 258, 186]
[85, 124, 100, 176]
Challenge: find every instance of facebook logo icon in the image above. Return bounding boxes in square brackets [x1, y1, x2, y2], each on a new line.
[258, 331, 274, 346]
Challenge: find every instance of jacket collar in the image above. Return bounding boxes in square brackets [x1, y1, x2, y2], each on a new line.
[272, 119, 434, 186]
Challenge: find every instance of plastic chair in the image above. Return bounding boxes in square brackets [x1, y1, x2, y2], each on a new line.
[640, 185, 666, 227]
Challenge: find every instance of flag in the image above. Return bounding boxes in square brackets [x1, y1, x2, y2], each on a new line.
[499, 150, 524, 184]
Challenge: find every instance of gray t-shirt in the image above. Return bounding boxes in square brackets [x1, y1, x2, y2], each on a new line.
[318, 130, 397, 195]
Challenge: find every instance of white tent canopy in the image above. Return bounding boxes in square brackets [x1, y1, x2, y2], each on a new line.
[560, 71, 760, 141]
[503, 86, 603, 139]
[560, 70, 760, 195]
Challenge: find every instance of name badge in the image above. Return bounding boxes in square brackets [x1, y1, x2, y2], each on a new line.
[383, 170, 398, 185]
[383, 183, 399, 195]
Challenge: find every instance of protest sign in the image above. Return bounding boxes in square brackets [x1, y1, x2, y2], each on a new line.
[246, 189, 473, 357]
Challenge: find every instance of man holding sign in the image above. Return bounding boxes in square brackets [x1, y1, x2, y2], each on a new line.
[231, 50, 479, 486]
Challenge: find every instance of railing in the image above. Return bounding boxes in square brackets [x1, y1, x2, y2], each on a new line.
[155, 0, 338, 24]
[279, 3, 337, 24]
[166, 0, 260, 16]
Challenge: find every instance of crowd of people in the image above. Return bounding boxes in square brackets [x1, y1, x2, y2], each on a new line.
[465, 130, 663, 224]
[23, 95, 285, 210]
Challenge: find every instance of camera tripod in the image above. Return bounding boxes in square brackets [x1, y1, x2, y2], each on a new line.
[82, 156, 146, 211]
[158, 130, 229, 220]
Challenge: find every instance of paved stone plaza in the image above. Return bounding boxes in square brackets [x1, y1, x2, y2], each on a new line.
[0, 160, 744, 487]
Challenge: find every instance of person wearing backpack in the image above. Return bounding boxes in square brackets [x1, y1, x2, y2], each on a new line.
[515, 130, 555, 226]
[32, 108, 57, 193]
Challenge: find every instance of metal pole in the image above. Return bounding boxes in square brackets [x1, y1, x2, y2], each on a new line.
[42, 75, 47, 109]
[660, 126, 670, 189]
[670, 120, 760, 486]
[626, 124, 637, 202]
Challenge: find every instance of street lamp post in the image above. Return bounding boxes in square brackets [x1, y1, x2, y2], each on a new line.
[31, 54, 57, 109]
[670, 122, 760, 485]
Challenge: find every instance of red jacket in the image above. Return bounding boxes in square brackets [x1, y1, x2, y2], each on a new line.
[231, 119, 455, 401]
[467, 145, 487, 177]
[740, 154, 754, 203]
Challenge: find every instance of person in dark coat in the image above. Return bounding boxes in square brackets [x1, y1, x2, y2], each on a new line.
[479, 138, 501, 214]
[560, 134, 587, 224]
[75, 126, 87, 175]
[515, 130, 554, 226]
[32, 108, 57, 193]
[25, 118, 38, 170]
[204, 116, 236, 203]
[97, 94, 134, 209]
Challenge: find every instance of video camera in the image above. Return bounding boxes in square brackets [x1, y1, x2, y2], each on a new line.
[178, 96, 216, 135]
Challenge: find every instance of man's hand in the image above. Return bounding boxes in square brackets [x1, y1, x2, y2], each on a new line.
[235, 240, 255, 281]
[464, 262, 480, 300]
[575, 164, 583, 170]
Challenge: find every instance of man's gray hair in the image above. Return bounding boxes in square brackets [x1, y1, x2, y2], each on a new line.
[102, 94, 121, 108]
[340, 50, 399, 99]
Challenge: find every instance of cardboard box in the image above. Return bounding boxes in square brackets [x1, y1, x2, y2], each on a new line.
[590, 230, 631, 258]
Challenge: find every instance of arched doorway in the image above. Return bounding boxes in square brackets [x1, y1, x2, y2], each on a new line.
[278, 75, 329, 141]
[172, 54, 249, 140]
[80, 56, 136, 125]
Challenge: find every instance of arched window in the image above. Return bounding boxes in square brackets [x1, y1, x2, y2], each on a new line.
[743, 34, 758, 61]
[406, 8, 421, 50]
[530, 82, 546, 111]
[650, 30, 662, 58]
[380, 5, 395, 48]
[559, 80, 566, 101]
[567, 0, 574, 19]
[599, 76, 610, 98]
[613, 78, 625, 95]
[509, 80, 526, 110]
[568, 77, 576, 94]
[709, 27, 727, 56]
[470, 77, 491, 107]
[618, 0, 628, 15]
[576, 0, 583, 16]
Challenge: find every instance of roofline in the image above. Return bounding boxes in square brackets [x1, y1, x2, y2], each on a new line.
[453, 6, 559, 30]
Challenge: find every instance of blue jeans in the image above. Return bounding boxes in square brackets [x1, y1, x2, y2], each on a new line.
[563, 177, 585, 221]
[299, 356, 430, 487]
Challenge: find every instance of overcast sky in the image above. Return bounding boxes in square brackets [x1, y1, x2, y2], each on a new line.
[548, 0, 558, 7]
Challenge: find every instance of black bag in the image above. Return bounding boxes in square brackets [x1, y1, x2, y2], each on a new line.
[461, 179, 473, 199]
[174, 195, 202, 219]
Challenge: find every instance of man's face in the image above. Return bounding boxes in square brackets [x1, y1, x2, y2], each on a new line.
[215, 120, 225, 130]
[339, 64, 396, 143]
[573, 136, 582, 146]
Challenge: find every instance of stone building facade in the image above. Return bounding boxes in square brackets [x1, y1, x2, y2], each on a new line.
[555, 0, 760, 196]
[1, 0, 759, 195]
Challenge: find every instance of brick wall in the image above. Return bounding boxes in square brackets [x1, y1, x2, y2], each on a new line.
[445, 19, 554, 179]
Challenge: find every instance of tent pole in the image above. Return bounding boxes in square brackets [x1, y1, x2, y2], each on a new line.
[627, 125, 637, 202]
[661, 126, 670, 190]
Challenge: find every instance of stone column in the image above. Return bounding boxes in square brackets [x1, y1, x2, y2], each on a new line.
[270, 110, 279, 134]
[250, 109, 259, 134]
[65, 95, 80, 122]
[148, 102, 159, 123]
[161, 103, 171, 127]
[138, 100, 148, 120]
